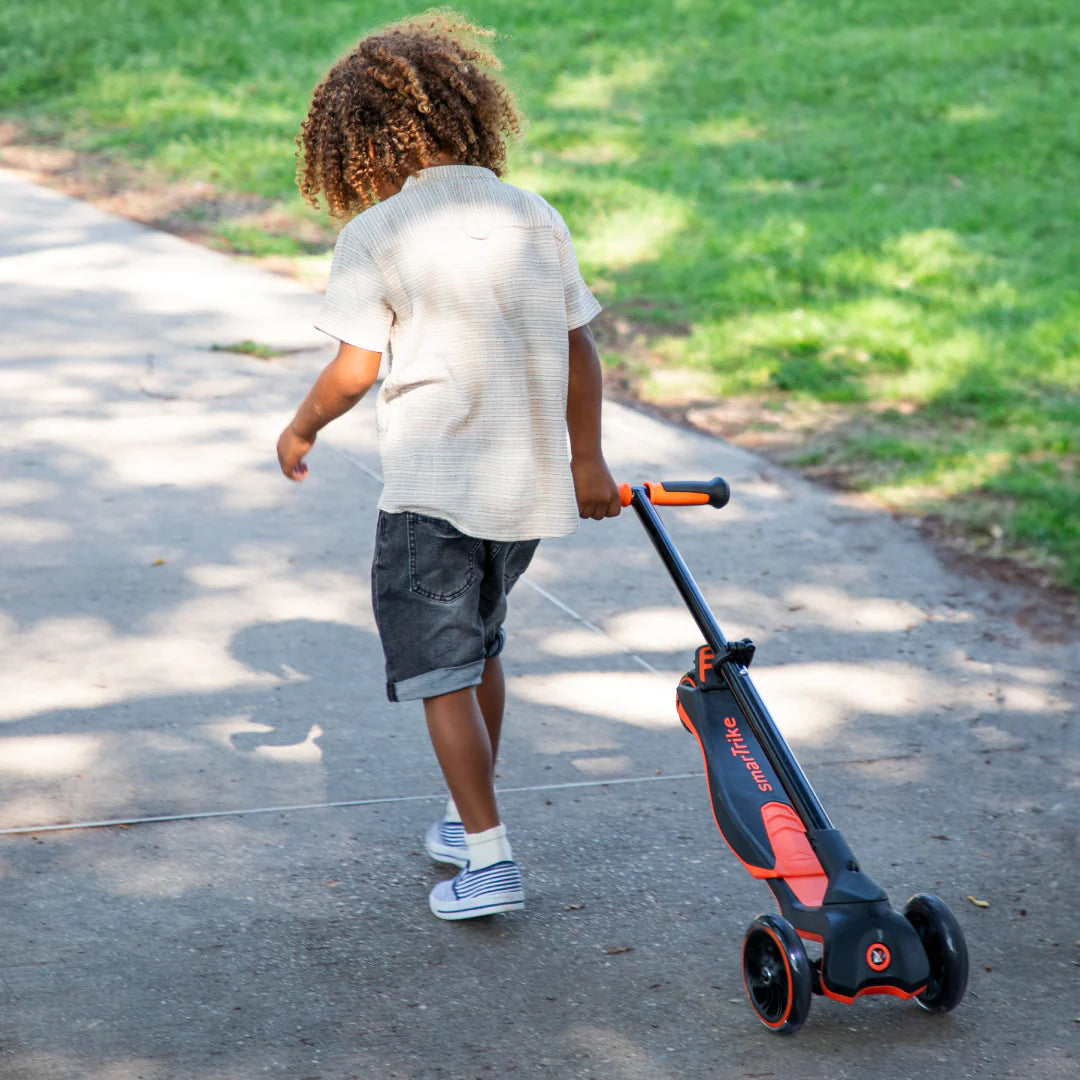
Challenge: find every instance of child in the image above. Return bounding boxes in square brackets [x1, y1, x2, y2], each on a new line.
[277, 11, 621, 920]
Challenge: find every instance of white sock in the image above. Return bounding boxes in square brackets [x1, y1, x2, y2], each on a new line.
[444, 796, 460, 822]
[465, 824, 513, 870]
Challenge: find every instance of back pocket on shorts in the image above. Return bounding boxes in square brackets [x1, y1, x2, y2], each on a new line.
[406, 513, 481, 603]
[503, 538, 540, 592]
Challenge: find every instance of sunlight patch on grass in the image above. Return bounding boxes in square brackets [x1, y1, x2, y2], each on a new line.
[893, 332, 988, 399]
[691, 116, 765, 147]
[877, 448, 1016, 503]
[673, 296, 946, 402]
[945, 103, 998, 124]
[886, 229, 986, 284]
[732, 216, 810, 263]
[546, 56, 661, 111]
[511, 164, 692, 272]
[823, 229, 987, 296]
[556, 134, 640, 166]
[725, 177, 800, 196]
[578, 199, 691, 271]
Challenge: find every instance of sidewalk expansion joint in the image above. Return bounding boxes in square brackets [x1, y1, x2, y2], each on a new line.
[0, 771, 706, 837]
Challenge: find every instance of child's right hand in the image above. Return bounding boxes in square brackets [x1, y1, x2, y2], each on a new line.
[277, 423, 314, 481]
[571, 455, 622, 520]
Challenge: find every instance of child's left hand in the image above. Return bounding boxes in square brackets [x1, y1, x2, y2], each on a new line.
[277, 424, 313, 481]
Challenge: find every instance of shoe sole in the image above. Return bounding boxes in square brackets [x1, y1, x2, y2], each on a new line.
[429, 891, 525, 921]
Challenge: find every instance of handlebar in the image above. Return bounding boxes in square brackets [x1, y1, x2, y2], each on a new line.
[618, 477, 731, 509]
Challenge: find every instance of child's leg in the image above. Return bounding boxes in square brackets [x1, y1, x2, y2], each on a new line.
[428, 655, 506, 830]
[423, 681, 500, 835]
[475, 654, 505, 763]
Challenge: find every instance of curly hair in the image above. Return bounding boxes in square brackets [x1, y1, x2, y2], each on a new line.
[296, 10, 522, 218]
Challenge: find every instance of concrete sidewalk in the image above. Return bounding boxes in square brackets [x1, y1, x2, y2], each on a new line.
[0, 169, 1076, 1080]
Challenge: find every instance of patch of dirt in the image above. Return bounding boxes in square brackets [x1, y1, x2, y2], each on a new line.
[590, 305, 692, 397]
[914, 516, 1079, 643]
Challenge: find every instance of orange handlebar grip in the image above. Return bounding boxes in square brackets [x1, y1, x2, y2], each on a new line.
[645, 482, 710, 506]
[619, 477, 731, 509]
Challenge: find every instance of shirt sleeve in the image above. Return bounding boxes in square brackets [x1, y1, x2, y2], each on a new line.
[552, 211, 602, 331]
[313, 225, 394, 352]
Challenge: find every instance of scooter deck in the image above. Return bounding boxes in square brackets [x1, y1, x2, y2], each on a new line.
[676, 645, 829, 909]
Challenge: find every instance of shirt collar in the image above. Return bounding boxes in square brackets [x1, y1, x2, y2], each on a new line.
[402, 164, 498, 190]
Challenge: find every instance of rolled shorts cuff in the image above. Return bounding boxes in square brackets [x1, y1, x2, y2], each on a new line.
[485, 626, 507, 661]
[389, 659, 486, 703]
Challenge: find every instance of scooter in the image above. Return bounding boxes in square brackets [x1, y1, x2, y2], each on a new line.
[618, 477, 969, 1034]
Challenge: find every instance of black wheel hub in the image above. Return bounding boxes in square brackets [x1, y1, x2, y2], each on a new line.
[745, 932, 787, 1022]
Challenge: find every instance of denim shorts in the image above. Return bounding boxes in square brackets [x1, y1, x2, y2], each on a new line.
[371, 511, 540, 702]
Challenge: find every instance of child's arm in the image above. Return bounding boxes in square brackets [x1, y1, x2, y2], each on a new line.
[276, 341, 382, 481]
[566, 324, 621, 519]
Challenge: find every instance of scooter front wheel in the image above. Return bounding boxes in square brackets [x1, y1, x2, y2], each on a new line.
[741, 914, 813, 1034]
[903, 893, 969, 1013]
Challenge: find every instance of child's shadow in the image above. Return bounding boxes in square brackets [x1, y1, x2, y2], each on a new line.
[226, 618, 377, 761]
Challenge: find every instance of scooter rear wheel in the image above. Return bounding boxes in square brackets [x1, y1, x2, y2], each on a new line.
[741, 914, 812, 1034]
[903, 893, 969, 1013]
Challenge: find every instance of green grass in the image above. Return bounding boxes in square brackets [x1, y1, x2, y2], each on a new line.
[210, 340, 289, 360]
[2, 0, 1078, 590]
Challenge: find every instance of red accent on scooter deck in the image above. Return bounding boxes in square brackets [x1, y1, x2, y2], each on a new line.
[760, 803, 828, 907]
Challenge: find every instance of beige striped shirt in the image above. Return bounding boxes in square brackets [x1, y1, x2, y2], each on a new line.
[314, 165, 601, 540]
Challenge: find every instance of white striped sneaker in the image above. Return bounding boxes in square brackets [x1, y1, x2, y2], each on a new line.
[424, 817, 468, 867]
[429, 861, 525, 920]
